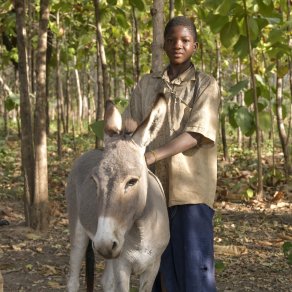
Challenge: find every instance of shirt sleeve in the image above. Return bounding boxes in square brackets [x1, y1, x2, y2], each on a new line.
[184, 74, 220, 143]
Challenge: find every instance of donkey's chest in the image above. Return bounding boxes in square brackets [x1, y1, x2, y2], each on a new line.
[125, 243, 159, 275]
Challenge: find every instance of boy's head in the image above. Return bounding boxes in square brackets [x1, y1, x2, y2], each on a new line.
[164, 16, 197, 42]
[163, 16, 198, 66]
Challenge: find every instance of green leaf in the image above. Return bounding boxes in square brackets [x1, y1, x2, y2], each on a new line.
[246, 188, 254, 198]
[282, 242, 292, 257]
[116, 13, 130, 29]
[228, 79, 249, 99]
[215, 0, 233, 16]
[220, 18, 240, 48]
[227, 102, 239, 128]
[175, 0, 183, 11]
[268, 28, 284, 45]
[277, 65, 289, 78]
[114, 98, 128, 113]
[90, 120, 105, 140]
[234, 107, 255, 136]
[215, 259, 225, 272]
[129, 0, 146, 11]
[244, 88, 253, 106]
[257, 0, 279, 18]
[273, 103, 287, 120]
[206, 14, 229, 34]
[259, 111, 271, 132]
[248, 17, 259, 40]
[234, 35, 249, 58]
[254, 74, 265, 87]
[107, 0, 117, 5]
[5, 94, 20, 111]
[258, 97, 269, 111]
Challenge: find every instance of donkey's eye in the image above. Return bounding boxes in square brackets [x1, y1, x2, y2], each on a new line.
[126, 178, 138, 188]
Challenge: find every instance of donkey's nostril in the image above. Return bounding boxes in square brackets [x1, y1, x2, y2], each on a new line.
[112, 241, 118, 250]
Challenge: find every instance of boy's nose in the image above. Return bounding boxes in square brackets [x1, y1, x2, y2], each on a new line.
[174, 40, 183, 49]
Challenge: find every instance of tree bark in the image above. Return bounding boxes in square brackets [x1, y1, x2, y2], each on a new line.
[93, 0, 110, 101]
[276, 60, 291, 176]
[74, 56, 83, 133]
[151, 0, 164, 74]
[243, 0, 264, 199]
[236, 58, 243, 149]
[216, 38, 228, 161]
[32, 0, 50, 231]
[132, 6, 140, 85]
[56, 10, 62, 159]
[15, 0, 35, 225]
[169, 0, 175, 20]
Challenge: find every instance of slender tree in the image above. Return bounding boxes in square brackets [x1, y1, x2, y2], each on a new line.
[243, 0, 264, 199]
[55, 10, 62, 159]
[32, 0, 50, 231]
[275, 59, 291, 176]
[216, 38, 228, 160]
[15, 0, 35, 225]
[151, 0, 164, 73]
[93, 0, 110, 101]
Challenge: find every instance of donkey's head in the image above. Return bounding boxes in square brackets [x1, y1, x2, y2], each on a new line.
[91, 94, 166, 259]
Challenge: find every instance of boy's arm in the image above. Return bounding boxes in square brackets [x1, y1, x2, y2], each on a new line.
[145, 132, 203, 165]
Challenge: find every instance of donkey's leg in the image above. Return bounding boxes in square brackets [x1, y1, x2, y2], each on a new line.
[102, 259, 131, 292]
[67, 219, 89, 292]
[139, 259, 161, 292]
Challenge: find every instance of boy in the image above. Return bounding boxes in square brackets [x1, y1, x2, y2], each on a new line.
[124, 16, 220, 292]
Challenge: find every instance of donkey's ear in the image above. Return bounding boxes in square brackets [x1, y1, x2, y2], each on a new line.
[132, 93, 167, 148]
[104, 100, 122, 136]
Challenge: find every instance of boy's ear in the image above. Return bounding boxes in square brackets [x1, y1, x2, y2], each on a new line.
[193, 42, 198, 52]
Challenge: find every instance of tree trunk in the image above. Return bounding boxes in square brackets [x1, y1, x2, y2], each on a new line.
[151, 0, 164, 74]
[276, 60, 291, 176]
[236, 58, 243, 149]
[243, 0, 264, 199]
[93, 0, 110, 102]
[74, 56, 83, 133]
[169, 0, 175, 19]
[56, 11, 62, 159]
[32, 0, 50, 231]
[15, 0, 35, 225]
[64, 69, 70, 133]
[132, 6, 140, 84]
[0, 76, 13, 138]
[216, 38, 228, 161]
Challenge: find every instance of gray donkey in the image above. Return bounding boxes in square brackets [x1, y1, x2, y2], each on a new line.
[66, 94, 170, 292]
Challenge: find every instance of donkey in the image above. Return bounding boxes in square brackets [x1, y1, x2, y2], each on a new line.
[66, 94, 170, 292]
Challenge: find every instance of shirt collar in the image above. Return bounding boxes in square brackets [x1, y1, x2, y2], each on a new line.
[153, 63, 197, 84]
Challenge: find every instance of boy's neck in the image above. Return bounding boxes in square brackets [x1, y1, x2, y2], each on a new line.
[167, 62, 193, 81]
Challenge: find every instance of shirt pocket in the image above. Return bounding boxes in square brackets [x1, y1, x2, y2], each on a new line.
[171, 100, 192, 133]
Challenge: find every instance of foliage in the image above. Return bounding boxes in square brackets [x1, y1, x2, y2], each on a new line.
[282, 241, 292, 265]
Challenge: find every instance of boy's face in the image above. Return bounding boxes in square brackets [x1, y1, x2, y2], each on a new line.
[164, 25, 197, 66]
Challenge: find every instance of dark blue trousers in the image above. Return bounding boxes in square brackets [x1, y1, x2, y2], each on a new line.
[152, 204, 216, 292]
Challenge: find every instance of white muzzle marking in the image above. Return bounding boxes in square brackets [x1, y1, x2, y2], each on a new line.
[93, 216, 121, 259]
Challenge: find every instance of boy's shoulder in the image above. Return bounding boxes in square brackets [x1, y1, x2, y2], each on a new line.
[195, 70, 218, 89]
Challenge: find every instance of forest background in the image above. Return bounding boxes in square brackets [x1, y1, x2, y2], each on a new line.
[0, 0, 291, 291]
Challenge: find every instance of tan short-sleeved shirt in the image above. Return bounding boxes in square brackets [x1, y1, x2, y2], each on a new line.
[124, 64, 220, 208]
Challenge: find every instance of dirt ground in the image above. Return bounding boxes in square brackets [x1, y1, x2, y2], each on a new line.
[1, 198, 291, 292]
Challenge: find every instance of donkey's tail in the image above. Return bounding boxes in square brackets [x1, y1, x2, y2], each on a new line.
[86, 239, 95, 292]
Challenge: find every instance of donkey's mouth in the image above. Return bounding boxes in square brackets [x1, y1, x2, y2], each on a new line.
[97, 248, 121, 259]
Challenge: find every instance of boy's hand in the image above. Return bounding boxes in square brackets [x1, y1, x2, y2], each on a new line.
[145, 151, 156, 166]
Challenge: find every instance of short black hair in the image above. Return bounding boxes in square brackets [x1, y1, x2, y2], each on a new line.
[164, 16, 197, 41]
